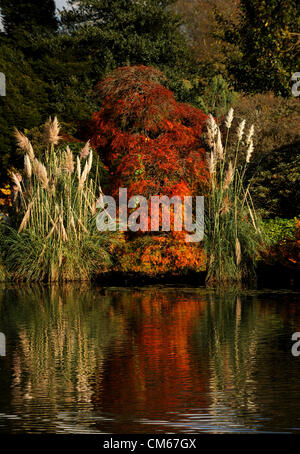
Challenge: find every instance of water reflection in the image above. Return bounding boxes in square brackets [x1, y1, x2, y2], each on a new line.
[0, 285, 299, 433]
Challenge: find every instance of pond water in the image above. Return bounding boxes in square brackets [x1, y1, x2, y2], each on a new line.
[0, 284, 300, 434]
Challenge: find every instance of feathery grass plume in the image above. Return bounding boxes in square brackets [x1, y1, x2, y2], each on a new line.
[79, 161, 89, 190]
[11, 172, 22, 193]
[55, 165, 62, 178]
[14, 128, 35, 160]
[24, 154, 32, 179]
[77, 156, 81, 181]
[206, 114, 218, 148]
[44, 116, 61, 145]
[18, 201, 34, 233]
[215, 128, 224, 160]
[235, 237, 242, 266]
[223, 161, 233, 189]
[220, 194, 231, 215]
[246, 140, 254, 163]
[225, 108, 234, 129]
[208, 151, 216, 176]
[87, 150, 93, 173]
[246, 124, 255, 145]
[237, 119, 246, 141]
[34, 159, 48, 189]
[65, 146, 74, 174]
[80, 140, 90, 159]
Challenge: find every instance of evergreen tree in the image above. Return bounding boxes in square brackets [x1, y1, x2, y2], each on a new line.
[60, 0, 197, 94]
[0, 43, 49, 179]
[0, 0, 58, 36]
[0, 1, 58, 179]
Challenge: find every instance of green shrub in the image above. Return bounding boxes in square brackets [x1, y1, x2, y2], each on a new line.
[197, 75, 237, 118]
[262, 217, 298, 246]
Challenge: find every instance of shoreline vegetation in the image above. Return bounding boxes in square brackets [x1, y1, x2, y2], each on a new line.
[0, 101, 299, 287]
[204, 111, 265, 287]
[0, 2, 298, 289]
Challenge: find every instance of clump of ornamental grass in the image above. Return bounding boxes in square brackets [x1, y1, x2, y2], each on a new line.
[1, 117, 118, 282]
[204, 109, 266, 287]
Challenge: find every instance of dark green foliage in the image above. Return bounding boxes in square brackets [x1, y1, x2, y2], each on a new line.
[0, 43, 48, 178]
[0, 0, 58, 35]
[249, 141, 300, 218]
[262, 217, 298, 246]
[60, 0, 197, 94]
[216, 0, 300, 96]
[0, 42, 95, 179]
[196, 75, 237, 118]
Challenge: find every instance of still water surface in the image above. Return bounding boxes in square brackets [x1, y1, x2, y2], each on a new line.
[0, 284, 300, 433]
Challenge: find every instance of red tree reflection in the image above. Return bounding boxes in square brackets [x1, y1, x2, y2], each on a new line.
[92, 292, 210, 426]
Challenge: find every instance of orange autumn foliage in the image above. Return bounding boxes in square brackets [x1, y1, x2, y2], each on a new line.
[91, 66, 209, 200]
[90, 66, 209, 275]
[115, 235, 207, 276]
[92, 291, 210, 420]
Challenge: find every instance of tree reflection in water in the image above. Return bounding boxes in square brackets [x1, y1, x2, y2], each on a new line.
[0, 285, 299, 433]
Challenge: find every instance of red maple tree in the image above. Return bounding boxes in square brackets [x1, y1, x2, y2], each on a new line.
[90, 66, 209, 275]
[91, 66, 209, 199]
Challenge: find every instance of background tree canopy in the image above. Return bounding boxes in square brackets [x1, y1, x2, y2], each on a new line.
[215, 0, 300, 96]
[59, 0, 200, 97]
[0, 0, 58, 36]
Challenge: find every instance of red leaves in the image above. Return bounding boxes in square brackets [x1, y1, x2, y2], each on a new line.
[90, 66, 209, 273]
[91, 66, 209, 201]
